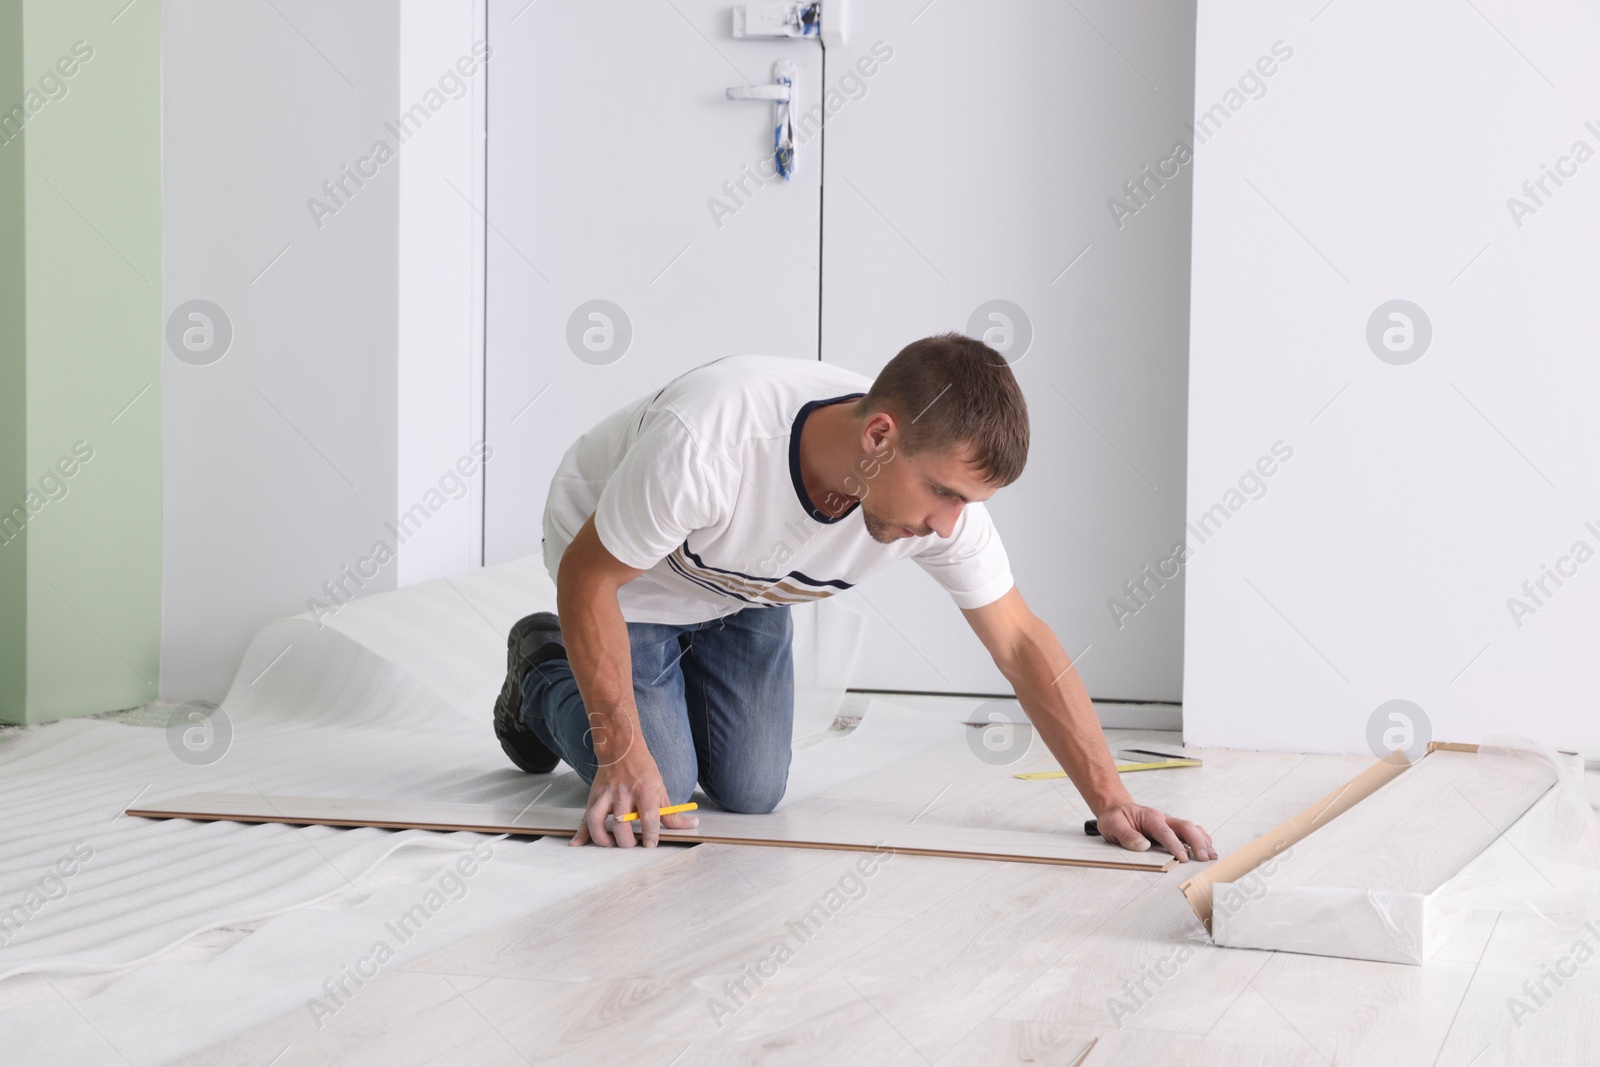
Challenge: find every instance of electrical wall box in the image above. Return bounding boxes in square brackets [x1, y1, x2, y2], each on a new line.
[732, 1, 847, 48]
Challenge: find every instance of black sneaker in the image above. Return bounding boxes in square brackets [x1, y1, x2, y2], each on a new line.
[493, 611, 567, 774]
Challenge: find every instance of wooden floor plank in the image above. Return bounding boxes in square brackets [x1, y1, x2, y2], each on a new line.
[994, 879, 1269, 1035]
[1430, 909, 1600, 1065]
[423, 861, 979, 1005]
[416, 1026, 530, 1067]
[162, 972, 498, 1067]
[941, 1021, 1330, 1067]
[933, 1021, 1101, 1067]
[775, 863, 1159, 1060]
[1204, 949, 1478, 1063]
[809, 875, 1157, 1039]
[127, 791, 1175, 871]
[693, 970, 939, 1067]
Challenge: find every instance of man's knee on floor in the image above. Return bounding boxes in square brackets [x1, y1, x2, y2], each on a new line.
[657, 756, 699, 807]
[705, 773, 788, 815]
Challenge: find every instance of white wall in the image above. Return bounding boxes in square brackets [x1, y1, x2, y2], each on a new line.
[396, 0, 488, 588]
[162, 0, 402, 701]
[1184, 0, 1600, 755]
[822, 0, 1197, 701]
[163, 0, 488, 702]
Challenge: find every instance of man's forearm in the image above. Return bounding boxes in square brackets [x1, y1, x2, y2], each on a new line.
[555, 573, 644, 766]
[1007, 625, 1133, 815]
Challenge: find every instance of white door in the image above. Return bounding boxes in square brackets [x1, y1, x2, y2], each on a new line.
[821, 2, 1196, 701]
[485, 1, 1194, 704]
[484, 0, 825, 564]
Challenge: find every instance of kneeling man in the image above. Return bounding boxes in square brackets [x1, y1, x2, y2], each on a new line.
[494, 334, 1215, 860]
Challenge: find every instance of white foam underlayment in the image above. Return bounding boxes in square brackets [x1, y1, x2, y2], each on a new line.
[0, 555, 997, 1066]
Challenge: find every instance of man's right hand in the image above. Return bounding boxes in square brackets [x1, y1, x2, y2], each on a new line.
[571, 748, 699, 849]
[557, 513, 699, 849]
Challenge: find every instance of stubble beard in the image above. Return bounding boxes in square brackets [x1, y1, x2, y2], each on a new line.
[861, 506, 900, 544]
[862, 505, 929, 543]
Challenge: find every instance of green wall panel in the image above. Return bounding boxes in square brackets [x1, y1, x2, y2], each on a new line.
[0, 0, 26, 723]
[1, 0, 161, 724]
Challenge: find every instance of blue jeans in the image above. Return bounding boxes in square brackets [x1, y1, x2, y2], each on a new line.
[519, 605, 795, 814]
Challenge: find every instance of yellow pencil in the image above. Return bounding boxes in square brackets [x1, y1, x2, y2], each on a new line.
[613, 802, 698, 823]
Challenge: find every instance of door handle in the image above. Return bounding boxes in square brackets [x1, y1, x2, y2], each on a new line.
[724, 84, 791, 103]
[725, 60, 798, 180]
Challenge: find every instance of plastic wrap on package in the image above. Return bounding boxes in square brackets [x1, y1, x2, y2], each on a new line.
[1209, 737, 1599, 965]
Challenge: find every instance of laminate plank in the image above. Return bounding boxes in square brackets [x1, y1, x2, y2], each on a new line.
[933, 1021, 1101, 1067]
[406, 908, 934, 1062]
[127, 792, 1175, 871]
[810, 733, 1308, 857]
[422, 975, 582, 1031]
[1102, 748, 1313, 831]
[691, 970, 938, 1067]
[1430, 909, 1600, 1066]
[815, 730, 1055, 807]
[755, 863, 1156, 1060]
[915, 747, 1310, 871]
[789, 779, 1084, 839]
[803, 720, 1187, 812]
[165, 972, 497, 1067]
[687, 835, 856, 892]
[411, 846, 1170, 1062]
[1427, 906, 1502, 964]
[407, 843, 989, 985]
[470, 977, 731, 1066]
[940, 1021, 1329, 1067]
[1204, 948, 1477, 1064]
[995, 879, 1268, 1034]
[983, 742, 1316, 852]
[416, 1026, 530, 1067]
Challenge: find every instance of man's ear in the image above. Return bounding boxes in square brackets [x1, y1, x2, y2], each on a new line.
[861, 410, 896, 454]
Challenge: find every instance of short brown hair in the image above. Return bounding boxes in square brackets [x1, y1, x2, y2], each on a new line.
[855, 332, 1029, 486]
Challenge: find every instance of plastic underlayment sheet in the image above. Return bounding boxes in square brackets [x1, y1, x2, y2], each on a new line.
[0, 555, 974, 1065]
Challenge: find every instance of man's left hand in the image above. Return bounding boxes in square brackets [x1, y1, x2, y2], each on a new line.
[1095, 802, 1216, 863]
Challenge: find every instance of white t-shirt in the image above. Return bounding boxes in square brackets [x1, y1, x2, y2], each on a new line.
[542, 355, 1015, 626]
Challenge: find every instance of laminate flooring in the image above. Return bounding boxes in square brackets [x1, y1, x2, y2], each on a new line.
[125, 794, 1176, 871]
[164, 727, 1600, 1067]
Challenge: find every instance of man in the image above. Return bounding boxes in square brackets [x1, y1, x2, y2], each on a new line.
[493, 333, 1216, 862]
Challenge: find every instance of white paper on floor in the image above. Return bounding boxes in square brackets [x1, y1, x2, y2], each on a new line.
[0, 555, 966, 1065]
